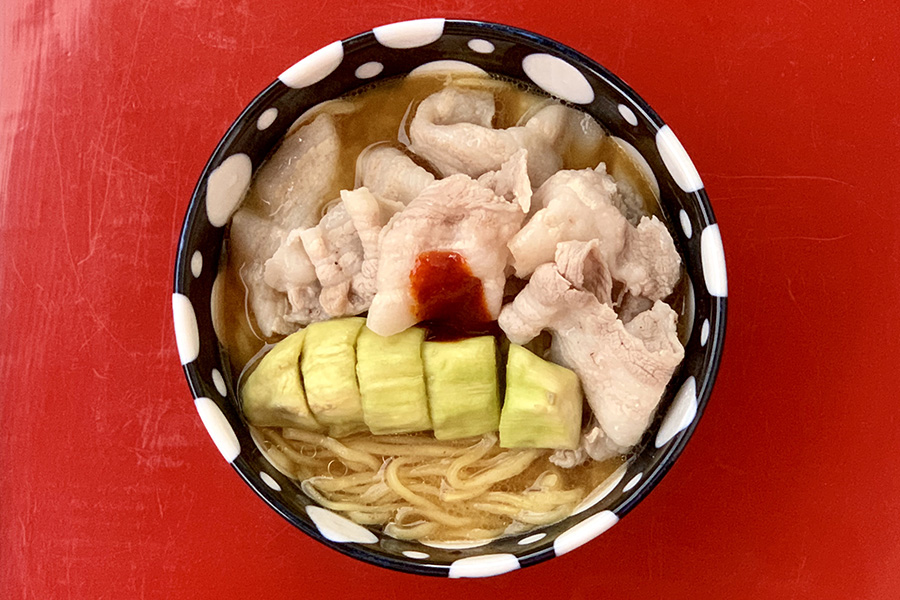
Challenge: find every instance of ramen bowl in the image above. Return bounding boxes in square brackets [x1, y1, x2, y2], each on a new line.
[172, 18, 727, 578]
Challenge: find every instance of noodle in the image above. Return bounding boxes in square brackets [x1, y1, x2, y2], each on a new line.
[263, 430, 332, 467]
[253, 425, 621, 542]
[449, 449, 542, 490]
[282, 428, 381, 471]
[305, 472, 380, 491]
[301, 479, 403, 514]
[482, 489, 584, 509]
[346, 510, 396, 525]
[439, 482, 495, 503]
[343, 439, 474, 458]
[407, 462, 455, 477]
[384, 458, 473, 528]
[384, 521, 437, 541]
[471, 501, 575, 525]
[358, 481, 395, 504]
[445, 435, 497, 487]
[261, 444, 297, 476]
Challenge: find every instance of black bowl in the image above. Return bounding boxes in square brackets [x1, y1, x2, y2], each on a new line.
[172, 18, 727, 578]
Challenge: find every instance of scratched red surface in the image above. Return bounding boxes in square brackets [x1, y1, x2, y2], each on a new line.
[2, 0, 899, 598]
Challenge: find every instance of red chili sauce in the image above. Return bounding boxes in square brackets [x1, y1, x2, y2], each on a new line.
[409, 251, 497, 341]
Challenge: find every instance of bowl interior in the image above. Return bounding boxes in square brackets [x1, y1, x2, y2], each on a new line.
[173, 18, 727, 577]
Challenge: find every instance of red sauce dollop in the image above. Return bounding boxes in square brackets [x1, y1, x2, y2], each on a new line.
[410, 251, 493, 338]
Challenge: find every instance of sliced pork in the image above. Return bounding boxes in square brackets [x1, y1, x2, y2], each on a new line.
[262, 228, 325, 326]
[228, 210, 292, 336]
[251, 113, 340, 230]
[297, 188, 402, 319]
[476, 149, 532, 213]
[523, 103, 606, 164]
[299, 203, 363, 317]
[356, 145, 435, 205]
[499, 240, 684, 450]
[508, 166, 681, 300]
[367, 173, 526, 336]
[340, 187, 404, 306]
[408, 86, 562, 186]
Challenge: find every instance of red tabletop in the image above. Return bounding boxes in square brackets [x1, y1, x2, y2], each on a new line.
[2, 1, 898, 598]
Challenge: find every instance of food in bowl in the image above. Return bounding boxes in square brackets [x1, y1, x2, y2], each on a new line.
[213, 70, 688, 543]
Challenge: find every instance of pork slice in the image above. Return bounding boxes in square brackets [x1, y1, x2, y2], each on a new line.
[509, 167, 626, 277]
[367, 174, 526, 336]
[476, 149, 532, 213]
[228, 209, 292, 337]
[284, 285, 327, 326]
[409, 86, 562, 186]
[615, 292, 654, 324]
[609, 176, 648, 226]
[499, 241, 611, 345]
[291, 188, 402, 319]
[299, 203, 365, 318]
[252, 113, 340, 230]
[341, 187, 404, 307]
[559, 300, 683, 448]
[554, 238, 613, 305]
[356, 145, 435, 205]
[263, 228, 327, 326]
[498, 240, 684, 450]
[508, 167, 681, 301]
[264, 228, 317, 291]
[616, 216, 683, 301]
[523, 103, 606, 164]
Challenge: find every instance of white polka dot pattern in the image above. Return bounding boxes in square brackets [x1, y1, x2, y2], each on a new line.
[656, 376, 698, 448]
[402, 550, 430, 560]
[211, 368, 227, 397]
[618, 103, 638, 126]
[522, 53, 594, 104]
[448, 554, 520, 578]
[701, 224, 728, 297]
[206, 153, 251, 227]
[190, 251, 202, 278]
[656, 125, 704, 193]
[573, 463, 627, 515]
[355, 61, 384, 79]
[700, 318, 710, 346]
[307, 506, 378, 544]
[194, 397, 240, 463]
[256, 107, 278, 130]
[623, 472, 643, 492]
[679, 209, 693, 239]
[373, 18, 444, 49]
[554, 510, 618, 556]
[172, 293, 199, 365]
[468, 38, 495, 54]
[409, 60, 487, 77]
[279, 41, 344, 89]
[517, 532, 546, 545]
[260, 471, 281, 491]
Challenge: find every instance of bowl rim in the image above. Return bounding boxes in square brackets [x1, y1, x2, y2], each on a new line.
[173, 17, 727, 577]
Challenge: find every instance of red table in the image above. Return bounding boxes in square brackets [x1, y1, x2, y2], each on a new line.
[2, 1, 898, 598]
